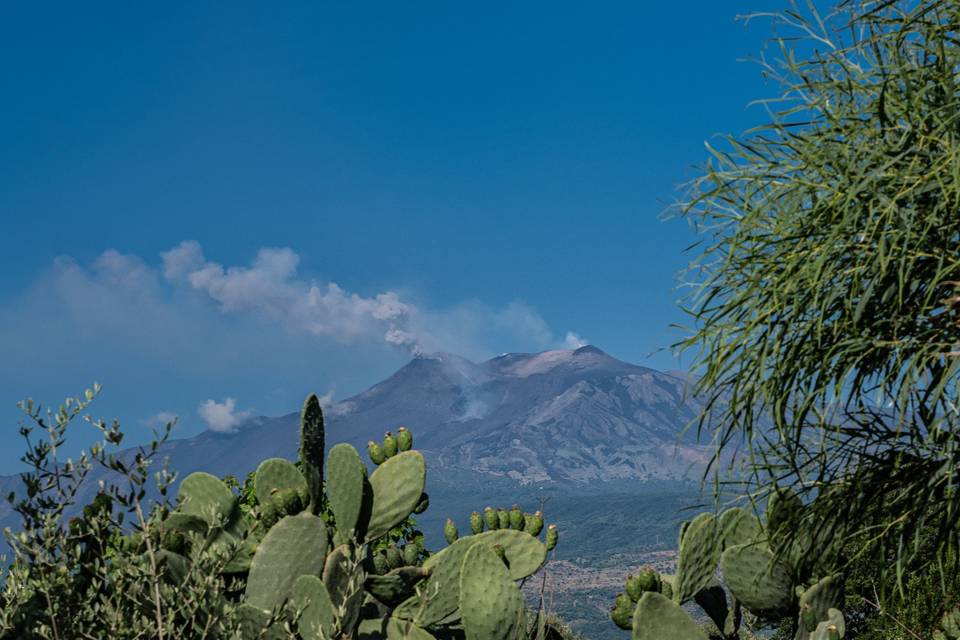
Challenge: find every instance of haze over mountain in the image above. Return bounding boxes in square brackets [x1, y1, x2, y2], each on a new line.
[0, 346, 712, 529]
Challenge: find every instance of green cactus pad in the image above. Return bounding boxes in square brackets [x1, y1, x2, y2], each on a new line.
[157, 549, 190, 584]
[631, 591, 708, 640]
[675, 512, 720, 603]
[386, 617, 437, 640]
[795, 576, 844, 640]
[163, 512, 209, 537]
[473, 529, 548, 580]
[810, 609, 845, 640]
[254, 458, 308, 506]
[244, 513, 329, 612]
[291, 575, 336, 640]
[365, 567, 430, 607]
[299, 394, 325, 515]
[416, 536, 482, 626]
[177, 472, 236, 526]
[327, 443, 368, 537]
[766, 489, 804, 537]
[719, 542, 793, 618]
[233, 603, 286, 640]
[719, 507, 763, 550]
[366, 450, 426, 541]
[459, 543, 525, 640]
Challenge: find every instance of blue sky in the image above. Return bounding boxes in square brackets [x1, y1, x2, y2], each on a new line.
[0, 1, 776, 470]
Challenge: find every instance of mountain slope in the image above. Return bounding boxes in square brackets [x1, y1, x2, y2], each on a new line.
[0, 346, 711, 525]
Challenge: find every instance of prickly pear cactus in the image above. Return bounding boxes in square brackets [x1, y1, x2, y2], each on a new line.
[326, 443, 368, 538]
[366, 450, 426, 541]
[253, 457, 307, 506]
[459, 543, 525, 640]
[244, 513, 329, 612]
[178, 472, 236, 525]
[299, 393, 325, 515]
[719, 542, 793, 618]
[675, 513, 720, 603]
[631, 592, 708, 640]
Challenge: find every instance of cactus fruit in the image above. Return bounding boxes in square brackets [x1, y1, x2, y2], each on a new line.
[625, 575, 643, 602]
[273, 486, 304, 515]
[469, 511, 484, 535]
[299, 393, 325, 515]
[372, 549, 390, 575]
[509, 505, 525, 530]
[253, 458, 308, 507]
[367, 441, 386, 466]
[485, 507, 499, 530]
[658, 575, 674, 601]
[386, 544, 404, 570]
[525, 511, 544, 536]
[413, 492, 430, 514]
[635, 567, 659, 593]
[491, 543, 507, 564]
[611, 592, 634, 630]
[403, 543, 419, 566]
[497, 508, 510, 530]
[396, 426, 413, 452]
[383, 431, 399, 458]
[444, 518, 459, 545]
[545, 524, 558, 551]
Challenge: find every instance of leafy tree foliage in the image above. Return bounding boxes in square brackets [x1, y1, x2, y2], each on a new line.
[678, 0, 960, 596]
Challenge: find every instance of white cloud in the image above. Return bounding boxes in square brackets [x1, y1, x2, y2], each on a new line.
[563, 331, 588, 349]
[163, 242, 424, 353]
[197, 398, 252, 433]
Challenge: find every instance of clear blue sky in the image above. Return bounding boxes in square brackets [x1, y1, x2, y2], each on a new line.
[0, 1, 777, 470]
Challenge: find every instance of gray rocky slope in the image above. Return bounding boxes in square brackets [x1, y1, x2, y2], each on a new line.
[0, 346, 714, 530]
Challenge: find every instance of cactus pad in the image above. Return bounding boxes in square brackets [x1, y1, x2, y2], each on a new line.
[292, 575, 336, 640]
[719, 542, 793, 617]
[299, 393, 325, 514]
[473, 529, 547, 580]
[796, 576, 844, 640]
[675, 512, 720, 603]
[719, 507, 763, 550]
[459, 543, 525, 640]
[365, 567, 429, 607]
[254, 458, 307, 506]
[631, 592, 708, 640]
[244, 513, 329, 612]
[366, 450, 426, 541]
[327, 443, 368, 537]
[177, 472, 236, 526]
